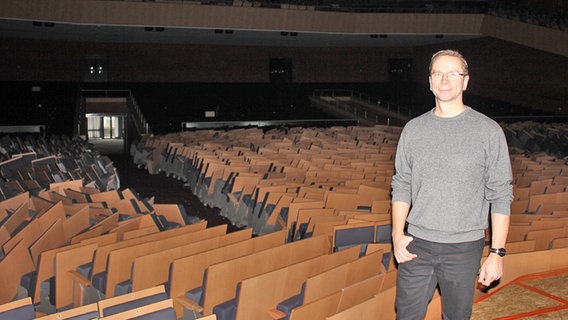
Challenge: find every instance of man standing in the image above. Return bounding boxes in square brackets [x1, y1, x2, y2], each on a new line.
[391, 49, 513, 319]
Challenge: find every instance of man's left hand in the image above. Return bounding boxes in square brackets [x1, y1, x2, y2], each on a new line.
[478, 254, 504, 286]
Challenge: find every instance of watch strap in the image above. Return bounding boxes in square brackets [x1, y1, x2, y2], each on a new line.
[489, 247, 506, 257]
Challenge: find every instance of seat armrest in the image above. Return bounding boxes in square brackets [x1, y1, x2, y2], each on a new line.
[268, 308, 287, 319]
[67, 270, 92, 287]
[175, 296, 203, 313]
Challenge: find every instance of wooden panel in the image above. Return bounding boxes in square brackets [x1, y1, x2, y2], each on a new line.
[121, 225, 160, 240]
[63, 188, 92, 203]
[34, 242, 84, 303]
[0, 226, 10, 249]
[97, 285, 165, 318]
[99, 299, 174, 320]
[70, 213, 119, 244]
[325, 293, 383, 320]
[55, 243, 98, 309]
[203, 235, 329, 315]
[235, 246, 360, 320]
[303, 264, 350, 305]
[2, 218, 43, 254]
[131, 228, 251, 292]
[525, 227, 568, 250]
[0, 297, 32, 314]
[29, 219, 66, 266]
[104, 224, 227, 298]
[2, 202, 30, 236]
[152, 203, 188, 226]
[62, 205, 90, 241]
[88, 190, 123, 205]
[36, 303, 98, 319]
[33, 233, 117, 304]
[551, 237, 568, 248]
[169, 229, 286, 318]
[295, 208, 335, 238]
[108, 214, 154, 241]
[0, 192, 29, 221]
[48, 179, 84, 195]
[29, 194, 55, 214]
[0, 240, 36, 304]
[289, 292, 341, 320]
[336, 273, 384, 313]
[89, 221, 207, 283]
[36, 201, 66, 231]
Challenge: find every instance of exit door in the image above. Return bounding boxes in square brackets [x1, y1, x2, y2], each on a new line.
[87, 115, 124, 139]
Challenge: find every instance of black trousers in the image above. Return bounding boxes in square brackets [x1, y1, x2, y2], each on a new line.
[395, 236, 485, 320]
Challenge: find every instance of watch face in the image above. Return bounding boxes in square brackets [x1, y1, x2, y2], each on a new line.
[491, 248, 506, 257]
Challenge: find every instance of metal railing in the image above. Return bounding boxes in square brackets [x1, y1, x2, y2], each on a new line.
[312, 89, 412, 125]
[127, 93, 151, 135]
[0, 125, 45, 136]
[79, 89, 151, 136]
[181, 118, 358, 130]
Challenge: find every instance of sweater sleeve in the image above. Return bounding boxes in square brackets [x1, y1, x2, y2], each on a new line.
[391, 127, 412, 205]
[485, 127, 513, 215]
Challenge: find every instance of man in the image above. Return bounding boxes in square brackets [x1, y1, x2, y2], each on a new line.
[391, 49, 513, 320]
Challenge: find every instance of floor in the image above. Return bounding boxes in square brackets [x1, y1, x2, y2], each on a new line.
[87, 138, 126, 155]
[472, 269, 568, 319]
[105, 147, 242, 233]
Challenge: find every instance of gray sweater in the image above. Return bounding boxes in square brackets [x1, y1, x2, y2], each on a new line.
[391, 107, 513, 243]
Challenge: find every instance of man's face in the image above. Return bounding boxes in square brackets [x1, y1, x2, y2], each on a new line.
[429, 55, 470, 103]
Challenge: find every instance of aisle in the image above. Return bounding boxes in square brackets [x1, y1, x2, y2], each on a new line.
[107, 154, 242, 233]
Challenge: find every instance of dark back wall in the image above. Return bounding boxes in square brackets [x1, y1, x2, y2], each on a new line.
[1, 36, 567, 113]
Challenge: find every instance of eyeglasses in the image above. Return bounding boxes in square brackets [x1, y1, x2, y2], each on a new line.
[430, 71, 467, 81]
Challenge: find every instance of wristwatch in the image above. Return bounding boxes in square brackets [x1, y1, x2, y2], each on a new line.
[489, 247, 506, 257]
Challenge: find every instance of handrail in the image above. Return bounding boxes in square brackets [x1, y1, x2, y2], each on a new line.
[127, 92, 151, 135]
[80, 89, 151, 135]
[0, 125, 45, 136]
[312, 89, 412, 124]
[181, 119, 358, 130]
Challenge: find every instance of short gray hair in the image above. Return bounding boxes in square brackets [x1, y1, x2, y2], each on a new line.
[429, 49, 469, 75]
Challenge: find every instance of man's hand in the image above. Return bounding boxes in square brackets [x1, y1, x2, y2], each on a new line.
[478, 254, 504, 286]
[393, 234, 418, 264]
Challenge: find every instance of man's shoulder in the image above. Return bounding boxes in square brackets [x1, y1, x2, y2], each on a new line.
[466, 107, 503, 131]
[405, 109, 433, 126]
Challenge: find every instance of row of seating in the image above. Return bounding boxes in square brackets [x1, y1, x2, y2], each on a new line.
[127, 122, 568, 319]
[0, 134, 220, 319]
[0, 135, 119, 200]
[504, 121, 568, 159]
[1, 137, 377, 319]
[0, 286, 217, 319]
[130, 126, 399, 235]
[506, 149, 568, 251]
[0, 182, 202, 303]
[1, 135, 120, 306]
[3, 119, 568, 319]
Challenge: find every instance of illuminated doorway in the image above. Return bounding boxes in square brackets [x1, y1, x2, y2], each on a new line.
[87, 115, 124, 139]
[86, 114, 126, 154]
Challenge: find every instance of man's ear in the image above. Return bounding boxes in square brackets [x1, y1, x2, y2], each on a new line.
[462, 75, 470, 91]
